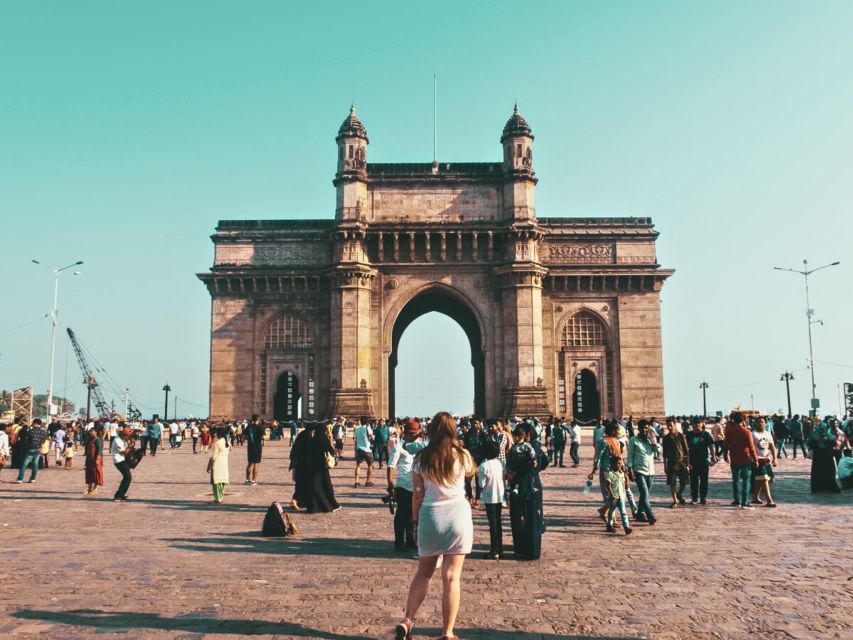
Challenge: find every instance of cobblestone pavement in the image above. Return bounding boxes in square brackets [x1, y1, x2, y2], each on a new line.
[0, 437, 851, 640]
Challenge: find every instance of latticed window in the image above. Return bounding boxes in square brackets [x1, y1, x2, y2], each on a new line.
[264, 314, 312, 350]
[561, 311, 608, 348]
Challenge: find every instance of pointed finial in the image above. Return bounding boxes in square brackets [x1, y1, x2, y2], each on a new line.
[514, 102, 519, 114]
[350, 104, 356, 115]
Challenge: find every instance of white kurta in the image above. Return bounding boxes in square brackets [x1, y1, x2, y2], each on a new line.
[210, 438, 230, 485]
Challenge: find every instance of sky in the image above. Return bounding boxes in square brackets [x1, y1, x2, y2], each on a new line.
[2, 1, 852, 419]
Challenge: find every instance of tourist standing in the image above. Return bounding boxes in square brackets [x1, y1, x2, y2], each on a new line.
[569, 419, 581, 467]
[199, 422, 211, 453]
[662, 420, 690, 508]
[395, 412, 475, 640]
[808, 418, 841, 493]
[508, 424, 543, 560]
[0, 425, 9, 481]
[751, 417, 778, 506]
[685, 418, 716, 505]
[84, 425, 104, 495]
[353, 419, 375, 487]
[208, 427, 230, 503]
[605, 457, 632, 535]
[626, 419, 657, 525]
[289, 423, 314, 511]
[724, 412, 760, 508]
[244, 414, 264, 485]
[710, 418, 726, 458]
[551, 419, 567, 468]
[478, 439, 505, 559]
[191, 422, 200, 453]
[299, 422, 340, 513]
[15, 418, 48, 484]
[111, 426, 134, 502]
[387, 419, 424, 551]
[374, 419, 390, 469]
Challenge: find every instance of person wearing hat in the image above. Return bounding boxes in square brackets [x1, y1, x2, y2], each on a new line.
[387, 418, 424, 552]
[111, 425, 135, 501]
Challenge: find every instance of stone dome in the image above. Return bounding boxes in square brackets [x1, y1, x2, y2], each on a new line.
[337, 105, 368, 141]
[501, 104, 533, 141]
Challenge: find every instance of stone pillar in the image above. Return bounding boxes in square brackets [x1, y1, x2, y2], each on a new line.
[327, 263, 377, 418]
[209, 297, 256, 420]
[497, 262, 551, 417]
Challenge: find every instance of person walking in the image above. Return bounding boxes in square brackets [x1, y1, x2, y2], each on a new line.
[685, 418, 716, 505]
[789, 415, 806, 459]
[394, 412, 475, 640]
[374, 419, 391, 469]
[15, 418, 48, 484]
[508, 424, 545, 559]
[626, 419, 657, 525]
[605, 457, 632, 535]
[724, 411, 760, 508]
[84, 425, 104, 495]
[244, 414, 265, 485]
[808, 417, 841, 493]
[561, 420, 577, 468]
[111, 426, 134, 502]
[147, 418, 162, 456]
[208, 427, 230, 503]
[353, 418, 375, 487]
[551, 419, 567, 468]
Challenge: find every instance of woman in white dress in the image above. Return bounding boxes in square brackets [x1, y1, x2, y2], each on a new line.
[395, 412, 475, 640]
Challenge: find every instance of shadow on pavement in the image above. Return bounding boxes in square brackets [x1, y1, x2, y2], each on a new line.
[165, 533, 400, 558]
[12, 609, 373, 638]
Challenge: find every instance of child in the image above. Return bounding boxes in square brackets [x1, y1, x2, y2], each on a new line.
[605, 457, 632, 535]
[478, 439, 506, 559]
[63, 434, 75, 469]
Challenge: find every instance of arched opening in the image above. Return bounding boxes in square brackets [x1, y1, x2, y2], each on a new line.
[274, 370, 301, 421]
[389, 290, 485, 418]
[572, 369, 600, 423]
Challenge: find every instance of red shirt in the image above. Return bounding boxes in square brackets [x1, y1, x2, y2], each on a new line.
[725, 423, 759, 466]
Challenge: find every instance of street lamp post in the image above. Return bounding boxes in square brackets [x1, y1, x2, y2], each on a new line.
[780, 372, 794, 418]
[774, 259, 840, 417]
[32, 259, 83, 422]
[162, 384, 171, 420]
[699, 381, 709, 417]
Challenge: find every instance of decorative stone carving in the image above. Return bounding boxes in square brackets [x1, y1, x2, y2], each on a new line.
[545, 243, 613, 264]
[385, 278, 399, 290]
[249, 243, 327, 265]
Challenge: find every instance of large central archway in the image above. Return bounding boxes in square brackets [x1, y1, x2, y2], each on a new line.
[388, 290, 485, 418]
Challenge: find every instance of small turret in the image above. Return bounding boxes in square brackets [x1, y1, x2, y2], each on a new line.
[501, 104, 534, 177]
[336, 105, 369, 177]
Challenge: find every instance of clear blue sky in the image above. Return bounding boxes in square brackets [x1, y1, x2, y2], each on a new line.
[2, 1, 852, 418]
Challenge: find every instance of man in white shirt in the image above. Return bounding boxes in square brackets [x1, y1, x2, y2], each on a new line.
[353, 419, 375, 487]
[111, 426, 134, 501]
[387, 418, 424, 551]
[169, 422, 180, 449]
[569, 420, 582, 467]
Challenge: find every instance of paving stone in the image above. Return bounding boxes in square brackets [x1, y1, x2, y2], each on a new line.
[1, 440, 850, 639]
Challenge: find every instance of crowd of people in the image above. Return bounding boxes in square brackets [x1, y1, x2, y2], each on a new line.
[0, 410, 850, 640]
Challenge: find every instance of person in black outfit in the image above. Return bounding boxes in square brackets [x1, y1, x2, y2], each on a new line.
[244, 414, 264, 485]
[463, 420, 486, 506]
[685, 417, 716, 504]
[301, 422, 340, 513]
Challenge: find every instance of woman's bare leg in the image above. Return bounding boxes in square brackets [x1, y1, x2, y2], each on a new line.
[404, 556, 439, 620]
[440, 554, 466, 637]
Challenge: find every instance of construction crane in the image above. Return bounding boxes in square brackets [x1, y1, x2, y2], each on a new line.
[67, 328, 111, 420]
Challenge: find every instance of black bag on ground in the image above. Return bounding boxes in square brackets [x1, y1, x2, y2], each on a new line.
[262, 501, 298, 537]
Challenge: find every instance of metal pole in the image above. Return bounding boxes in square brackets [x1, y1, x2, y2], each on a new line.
[163, 384, 171, 420]
[433, 74, 437, 163]
[46, 269, 60, 421]
[699, 382, 709, 416]
[86, 378, 93, 422]
[803, 261, 817, 411]
[124, 388, 129, 419]
[780, 372, 794, 418]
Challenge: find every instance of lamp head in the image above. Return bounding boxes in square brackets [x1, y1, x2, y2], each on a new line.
[31, 259, 40, 265]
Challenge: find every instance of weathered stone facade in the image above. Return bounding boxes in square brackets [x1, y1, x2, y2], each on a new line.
[198, 106, 673, 421]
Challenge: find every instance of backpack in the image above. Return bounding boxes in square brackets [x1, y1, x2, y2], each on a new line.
[261, 501, 298, 537]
